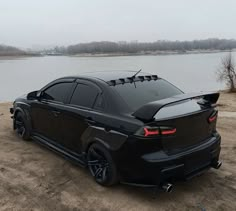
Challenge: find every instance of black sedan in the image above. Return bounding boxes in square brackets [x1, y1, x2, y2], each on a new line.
[10, 71, 222, 192]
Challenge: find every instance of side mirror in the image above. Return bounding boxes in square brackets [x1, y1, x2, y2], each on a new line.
[27, 91, 41, 100]
[36, 91, 42, 99]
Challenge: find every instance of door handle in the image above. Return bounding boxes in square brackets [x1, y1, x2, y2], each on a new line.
[52, 110, 61, 117]
[85, 117, 96, 124]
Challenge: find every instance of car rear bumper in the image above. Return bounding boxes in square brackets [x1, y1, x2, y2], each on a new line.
[119, 134, 221, 186]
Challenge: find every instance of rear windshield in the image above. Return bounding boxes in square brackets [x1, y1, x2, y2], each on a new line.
[111, 79, 183, 110]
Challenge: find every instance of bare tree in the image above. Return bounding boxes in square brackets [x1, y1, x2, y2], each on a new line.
[217, 52, 236, 92]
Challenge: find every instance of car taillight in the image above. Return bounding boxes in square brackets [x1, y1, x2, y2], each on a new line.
[144, 127, 159, 137]
[208, 111, 218, 123]
[135, 126, 176, 137]
[161, 128, 177, 135]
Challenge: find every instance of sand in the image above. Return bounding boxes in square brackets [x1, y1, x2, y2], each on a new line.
[0, 92, 235, 210]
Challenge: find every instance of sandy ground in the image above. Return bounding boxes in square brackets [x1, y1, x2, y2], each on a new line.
[0, 93, 236, 211]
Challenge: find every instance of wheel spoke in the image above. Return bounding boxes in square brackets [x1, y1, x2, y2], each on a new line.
[87, 160, 100, 166]
[20, 127, 25, 137]
[17, 126, 25, 137]
[102, 166, 107, 181]
[15, 118, 25, 137]
[15, 120, 23, 126]
[94, 167, 103, 178]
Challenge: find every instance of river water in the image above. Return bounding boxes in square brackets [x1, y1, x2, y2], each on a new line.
[0, 52, 233, 102]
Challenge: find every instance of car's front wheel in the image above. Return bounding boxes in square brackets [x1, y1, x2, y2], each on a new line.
[14, 112, 31, 141]
[87, 143, 119, 186]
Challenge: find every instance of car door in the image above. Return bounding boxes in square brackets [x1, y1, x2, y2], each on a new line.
[60, 80, 103, 153]
[30, 80, 74, 144]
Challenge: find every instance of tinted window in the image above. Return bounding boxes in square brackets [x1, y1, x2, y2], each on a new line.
[42, 82, 72, 103]
[94, 94, 105, 110]
[70, 84, 99, 108]
[111, 79, 182, 110]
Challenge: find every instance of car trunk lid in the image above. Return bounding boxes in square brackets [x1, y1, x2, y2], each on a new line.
[153, 104, 217, 153]
[133, 92, 219, 153]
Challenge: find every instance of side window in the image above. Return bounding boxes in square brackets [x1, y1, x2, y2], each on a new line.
[42, 83, 72, 103]
[70, 83, 99, 108]
[94, 94, 105, 110]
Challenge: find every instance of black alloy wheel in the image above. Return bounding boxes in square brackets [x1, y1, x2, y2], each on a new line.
[87, 144, 118, 186]
[14, 113, 30, 141]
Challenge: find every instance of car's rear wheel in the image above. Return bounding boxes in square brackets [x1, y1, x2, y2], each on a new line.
[14, 112, 30, 141]
[87, 143, 118, 186]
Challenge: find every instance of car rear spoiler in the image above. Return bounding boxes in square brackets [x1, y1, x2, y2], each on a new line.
[132, 92, 220, 121]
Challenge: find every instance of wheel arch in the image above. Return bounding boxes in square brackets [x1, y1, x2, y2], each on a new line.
[85, 137, 110, 153]
[81, 126, 128, 153]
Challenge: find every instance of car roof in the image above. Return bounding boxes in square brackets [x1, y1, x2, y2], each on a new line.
[79, 71, 150, 81]
[62, 70, 159, 86]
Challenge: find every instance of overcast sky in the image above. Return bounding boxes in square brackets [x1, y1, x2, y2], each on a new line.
[0, 0, 236, 48]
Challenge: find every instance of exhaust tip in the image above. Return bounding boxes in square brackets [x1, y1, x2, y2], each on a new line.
[212, 161, 222, 169]
[162, 183, 173, 193]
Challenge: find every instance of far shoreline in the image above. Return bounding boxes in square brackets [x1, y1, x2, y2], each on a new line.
[0, 49, 235, 59]
[0, 54, 41, 60]
[69, 49, 236, 58]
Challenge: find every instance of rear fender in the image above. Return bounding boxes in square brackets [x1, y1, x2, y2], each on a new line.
[81, 126, 128, 152]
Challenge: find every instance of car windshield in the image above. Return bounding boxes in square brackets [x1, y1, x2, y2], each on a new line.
[111, 79, 183, 110]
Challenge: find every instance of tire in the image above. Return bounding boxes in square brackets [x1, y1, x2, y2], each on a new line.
[87, 143, 119, 186]
[14, 112, 31, 141]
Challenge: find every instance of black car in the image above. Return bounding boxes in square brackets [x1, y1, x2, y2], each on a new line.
[10, 71, 222, 192]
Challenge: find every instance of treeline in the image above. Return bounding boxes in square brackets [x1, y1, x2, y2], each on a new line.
[2, 38, 236, 56]
[0, 45, 26, 56]
[64, 38, 236, 55]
